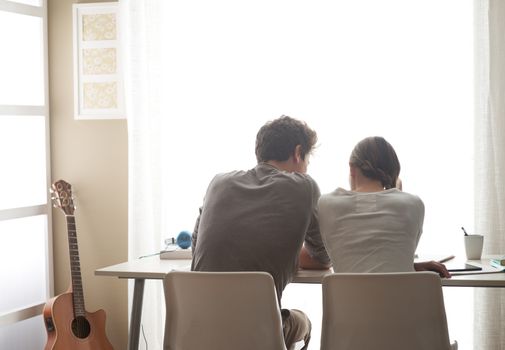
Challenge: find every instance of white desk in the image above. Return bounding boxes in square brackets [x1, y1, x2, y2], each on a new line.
[95, 256, 505, 350]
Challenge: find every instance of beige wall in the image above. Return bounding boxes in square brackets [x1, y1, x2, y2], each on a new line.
[48, 0, 128, 349]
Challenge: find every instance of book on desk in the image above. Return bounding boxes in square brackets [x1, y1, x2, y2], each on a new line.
[490, 257, 505, 270]
[160, 248, 192, 260]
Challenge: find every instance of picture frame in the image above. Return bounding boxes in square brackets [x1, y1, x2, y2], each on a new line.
[73, 2, 125, 120]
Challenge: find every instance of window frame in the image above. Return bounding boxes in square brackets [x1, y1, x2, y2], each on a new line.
[0, 0, 53, 326]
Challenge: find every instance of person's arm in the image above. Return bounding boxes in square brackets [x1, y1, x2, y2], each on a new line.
[300, 176, 332, 269]
[191, 207, 202, 251]
[414, 261, 451, 278]
[299, 245, 332, 270]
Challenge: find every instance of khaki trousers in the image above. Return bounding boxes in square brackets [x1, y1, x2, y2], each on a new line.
[281, 309, 312, 350]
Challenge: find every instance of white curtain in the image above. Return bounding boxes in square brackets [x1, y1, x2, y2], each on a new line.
[474, 1, 505, 349]
[122, 1, 165, 348]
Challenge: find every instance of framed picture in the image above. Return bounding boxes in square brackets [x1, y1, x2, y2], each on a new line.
[73, 2, 125, 119]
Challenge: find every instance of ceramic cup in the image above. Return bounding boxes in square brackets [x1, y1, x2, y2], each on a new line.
[464, 234, 484, 260]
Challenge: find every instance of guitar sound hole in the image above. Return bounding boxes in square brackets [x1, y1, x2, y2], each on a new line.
[71, 316, 91, 339]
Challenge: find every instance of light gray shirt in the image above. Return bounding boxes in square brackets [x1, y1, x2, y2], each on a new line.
[318, 187, 424, 273]
[191, 163, 330, 302]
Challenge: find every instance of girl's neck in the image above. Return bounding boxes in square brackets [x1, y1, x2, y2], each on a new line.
[351, 177, 385, 193]
[353, 184, 385, 193]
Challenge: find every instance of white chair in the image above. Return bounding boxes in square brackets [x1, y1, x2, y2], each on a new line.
[320, 272, 458, 350]
[163, 271, 287, 350]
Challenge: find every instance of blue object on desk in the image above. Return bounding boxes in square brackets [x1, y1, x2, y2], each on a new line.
[165, 230, 192, 250]
[176, 230, 192, 249]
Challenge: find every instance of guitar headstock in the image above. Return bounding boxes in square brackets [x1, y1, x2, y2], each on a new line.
[51, 179, 75, 215]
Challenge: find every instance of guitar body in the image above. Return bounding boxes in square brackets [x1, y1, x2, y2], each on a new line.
[44, 292, 114, 350]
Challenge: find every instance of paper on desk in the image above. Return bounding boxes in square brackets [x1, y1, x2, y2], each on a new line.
[414, 254, 456, 263]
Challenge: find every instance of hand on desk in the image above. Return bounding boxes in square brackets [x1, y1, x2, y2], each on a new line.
[298, 246, 332, 270]
[414, 261, 451, 278]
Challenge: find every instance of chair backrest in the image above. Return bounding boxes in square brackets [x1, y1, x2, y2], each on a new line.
[163, 271, 287, 350]
[321, 272, 453, 350]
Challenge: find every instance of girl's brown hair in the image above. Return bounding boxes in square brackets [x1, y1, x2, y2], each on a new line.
[349, 136, 400, 189]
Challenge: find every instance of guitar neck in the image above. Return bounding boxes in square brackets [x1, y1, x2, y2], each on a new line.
[66, 215, 86, 317]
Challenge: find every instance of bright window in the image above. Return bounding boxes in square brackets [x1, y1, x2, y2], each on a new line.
[0, 116, 47, 210]
[0, 316, 46, 349]
[159, 0, 473, 257]
[156, 0, 474, 347]
[0, 216, 48, 313]
[0, 1, 51, 348]
[0, 10, 44, 106]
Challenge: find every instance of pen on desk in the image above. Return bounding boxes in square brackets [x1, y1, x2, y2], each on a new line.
[461, 227, 469, 236]
[437, 255, 455, 263]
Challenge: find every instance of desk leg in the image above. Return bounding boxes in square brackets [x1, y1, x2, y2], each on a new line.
[129, 278, 145, 350]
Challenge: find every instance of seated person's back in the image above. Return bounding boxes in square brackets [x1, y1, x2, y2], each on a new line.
[191, 115, 330, 350]
[192, 162, 323, 299]
[319, 136, 428, 274]
[318, 186, 424, 273]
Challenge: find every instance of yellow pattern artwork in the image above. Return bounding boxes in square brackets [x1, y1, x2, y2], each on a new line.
[83, 82, 118, 109]
[83, 48, 116, 75]
[82, 13, 116, 41]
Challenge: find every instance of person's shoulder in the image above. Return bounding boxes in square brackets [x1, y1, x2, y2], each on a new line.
[318, 188, 348, 205]
[273, 169, 321, 201]
[291, 171, 318, 186]
[295, 173, 324, 197]
[393, 189, 422, 201]
[258, 163, 316, 185]
[207, 169, 247, 186]
[320, 187, 348, 197]
[216, 169, 247, 178]
[391, 189, 424, 210]
[274, 172, 319, 201]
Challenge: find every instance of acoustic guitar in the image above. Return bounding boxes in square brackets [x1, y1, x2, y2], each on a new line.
[43, 179, 114, 350]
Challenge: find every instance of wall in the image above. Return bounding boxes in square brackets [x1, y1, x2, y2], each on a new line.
[48, 0, 128, 348]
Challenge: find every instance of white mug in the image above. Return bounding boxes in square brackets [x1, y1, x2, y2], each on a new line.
[464, 235, 484, 260]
